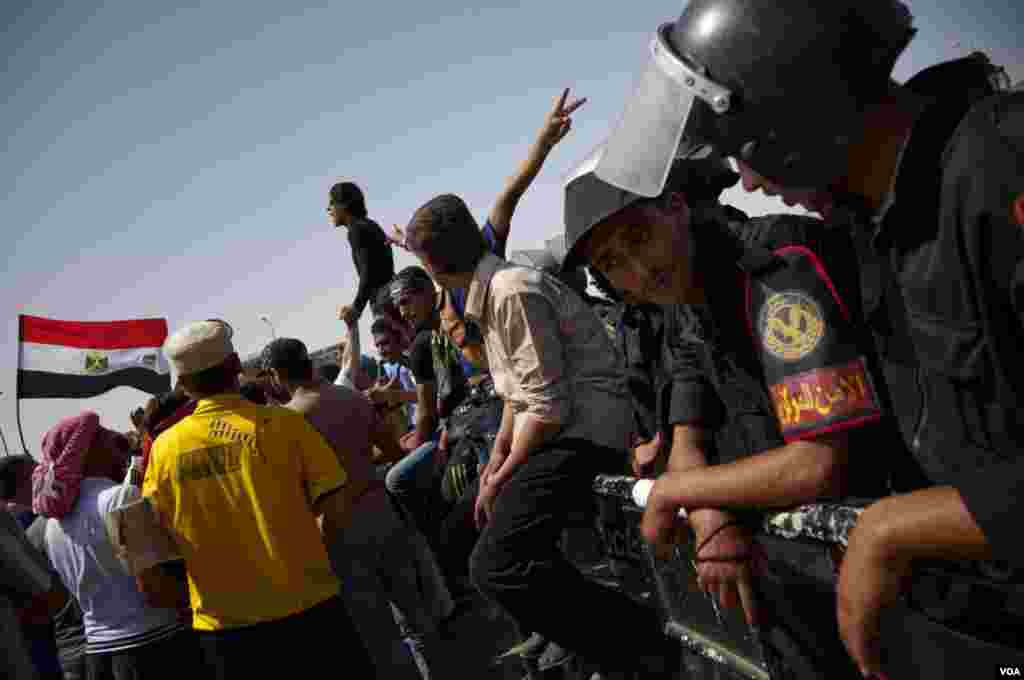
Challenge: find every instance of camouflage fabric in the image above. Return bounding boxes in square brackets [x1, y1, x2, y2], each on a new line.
[593, 475, 866, 546]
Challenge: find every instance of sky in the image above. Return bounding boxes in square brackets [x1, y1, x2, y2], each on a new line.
[2, 0, 1022, 456]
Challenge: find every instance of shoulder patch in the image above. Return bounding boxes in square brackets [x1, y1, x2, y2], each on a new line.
[770, 359, 881, 439]
[1014, 193, 1024, 227]
[758, 290, 826, 362]
[746, 243, 884, 441]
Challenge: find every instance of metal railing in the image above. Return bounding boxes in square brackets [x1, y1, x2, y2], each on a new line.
[590, 474, 1023, 680]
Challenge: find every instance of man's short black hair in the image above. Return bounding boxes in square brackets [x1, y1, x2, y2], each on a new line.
[406, 194, 488, 275]
[0, 455, 35, 501]
[318, 364, 341, 384]
[390, 266, 435, 301]
[330, 181, 367, 218]
[261, 338, 314, 382]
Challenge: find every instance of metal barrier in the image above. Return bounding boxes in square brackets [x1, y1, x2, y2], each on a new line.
[591, 474, 1024, 680]
[592, 475, 856, 680]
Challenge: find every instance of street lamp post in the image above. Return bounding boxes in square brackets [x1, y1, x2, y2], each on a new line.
[259, 315, 277, 340]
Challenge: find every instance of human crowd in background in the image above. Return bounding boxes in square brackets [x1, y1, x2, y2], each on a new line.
[3, 2, 1024, 678]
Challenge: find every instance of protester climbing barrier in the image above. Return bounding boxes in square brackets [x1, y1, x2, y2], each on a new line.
[590, 474, 1024, 680]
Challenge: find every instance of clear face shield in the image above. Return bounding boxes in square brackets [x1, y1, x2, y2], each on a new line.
[594, 24, 732, 198]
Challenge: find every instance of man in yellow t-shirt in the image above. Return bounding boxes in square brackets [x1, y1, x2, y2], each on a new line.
[138, 320, 374, 679]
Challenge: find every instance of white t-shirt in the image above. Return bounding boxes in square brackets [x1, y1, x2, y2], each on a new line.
[43, 478, 182, 654]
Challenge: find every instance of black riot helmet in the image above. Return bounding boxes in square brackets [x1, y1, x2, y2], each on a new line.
[593, 0, 916, 195]
[562, 140, 738, 272]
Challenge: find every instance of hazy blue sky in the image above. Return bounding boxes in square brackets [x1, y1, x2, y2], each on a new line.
[3, 0, 1021, 454]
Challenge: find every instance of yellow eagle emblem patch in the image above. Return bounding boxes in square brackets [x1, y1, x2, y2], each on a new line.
[84, 351, 109, 374]
[759, 291, 825, 362]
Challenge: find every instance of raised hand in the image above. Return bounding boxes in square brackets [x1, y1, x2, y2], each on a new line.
[538, 88, 587, 149]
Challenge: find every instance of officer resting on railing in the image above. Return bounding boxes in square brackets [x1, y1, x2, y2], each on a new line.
[563, 146, 900, 679]
[593, 2, 1024, 676]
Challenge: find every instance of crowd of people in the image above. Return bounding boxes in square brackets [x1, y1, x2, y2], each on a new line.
[3, 1, 1023, 678]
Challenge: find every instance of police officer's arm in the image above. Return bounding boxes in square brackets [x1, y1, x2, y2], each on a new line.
[487, 89, 586, 243]
[837, 485, 994, 677]
[648, 435, 849, 516]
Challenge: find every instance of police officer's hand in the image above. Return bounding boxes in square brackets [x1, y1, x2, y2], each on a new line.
[631, 432, 667, 479]
[641, 474, 686, 555]
[690, 508, 763, 627]
[837, 505, 908, 680]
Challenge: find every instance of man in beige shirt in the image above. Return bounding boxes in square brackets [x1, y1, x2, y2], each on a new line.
[404, 194, 680, 678]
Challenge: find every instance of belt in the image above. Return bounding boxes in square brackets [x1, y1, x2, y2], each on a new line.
[451, 395, 501, 419]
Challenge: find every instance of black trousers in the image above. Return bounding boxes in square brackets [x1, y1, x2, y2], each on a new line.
[195, 596, 375, 679]
[85, 629, 202, 680]
[437, 477, 481, 591]
[469, 440, 678, 675]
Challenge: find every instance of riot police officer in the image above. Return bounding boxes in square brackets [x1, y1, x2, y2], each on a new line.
[593, 1, 1024, 675]
[564, 147, 898, 679]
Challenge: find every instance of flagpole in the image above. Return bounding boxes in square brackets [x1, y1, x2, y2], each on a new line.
[15, 315, 29, 455]
[0, 392, 8, 456]
[14, 396, 28, 455]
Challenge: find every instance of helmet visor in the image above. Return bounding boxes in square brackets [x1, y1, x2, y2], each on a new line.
[594, 24, 731, 198]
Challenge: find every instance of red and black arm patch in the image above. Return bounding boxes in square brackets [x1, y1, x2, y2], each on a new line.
[747, 245, 883, 442]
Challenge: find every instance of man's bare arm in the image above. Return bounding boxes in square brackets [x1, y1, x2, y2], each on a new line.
[487, 88, 586, 241]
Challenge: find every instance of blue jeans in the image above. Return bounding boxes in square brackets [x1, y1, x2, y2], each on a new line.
[329, 490, 453, 680]
[386, 439, 444, 542]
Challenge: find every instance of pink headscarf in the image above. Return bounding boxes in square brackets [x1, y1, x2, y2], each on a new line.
[32, 411, 100, 519]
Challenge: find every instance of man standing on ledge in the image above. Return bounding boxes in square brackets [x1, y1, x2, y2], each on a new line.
[329, 181, 395, 324]
[404, 194, 681, 678]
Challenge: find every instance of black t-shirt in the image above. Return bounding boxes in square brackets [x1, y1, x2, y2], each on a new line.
[409, 329, 436, 384]
[347, 217, 395, 317]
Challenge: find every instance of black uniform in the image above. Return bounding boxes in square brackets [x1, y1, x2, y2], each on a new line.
[844, 57, 1024, 558]
[615, 303, 665, 445]
[662, 213, 897, 680]
[825, 57, 1024, 675]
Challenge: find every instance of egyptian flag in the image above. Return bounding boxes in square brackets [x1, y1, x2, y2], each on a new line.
[18, 315, 171, 399]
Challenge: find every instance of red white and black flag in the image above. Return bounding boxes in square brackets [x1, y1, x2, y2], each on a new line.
[17, 315, 171, 399]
